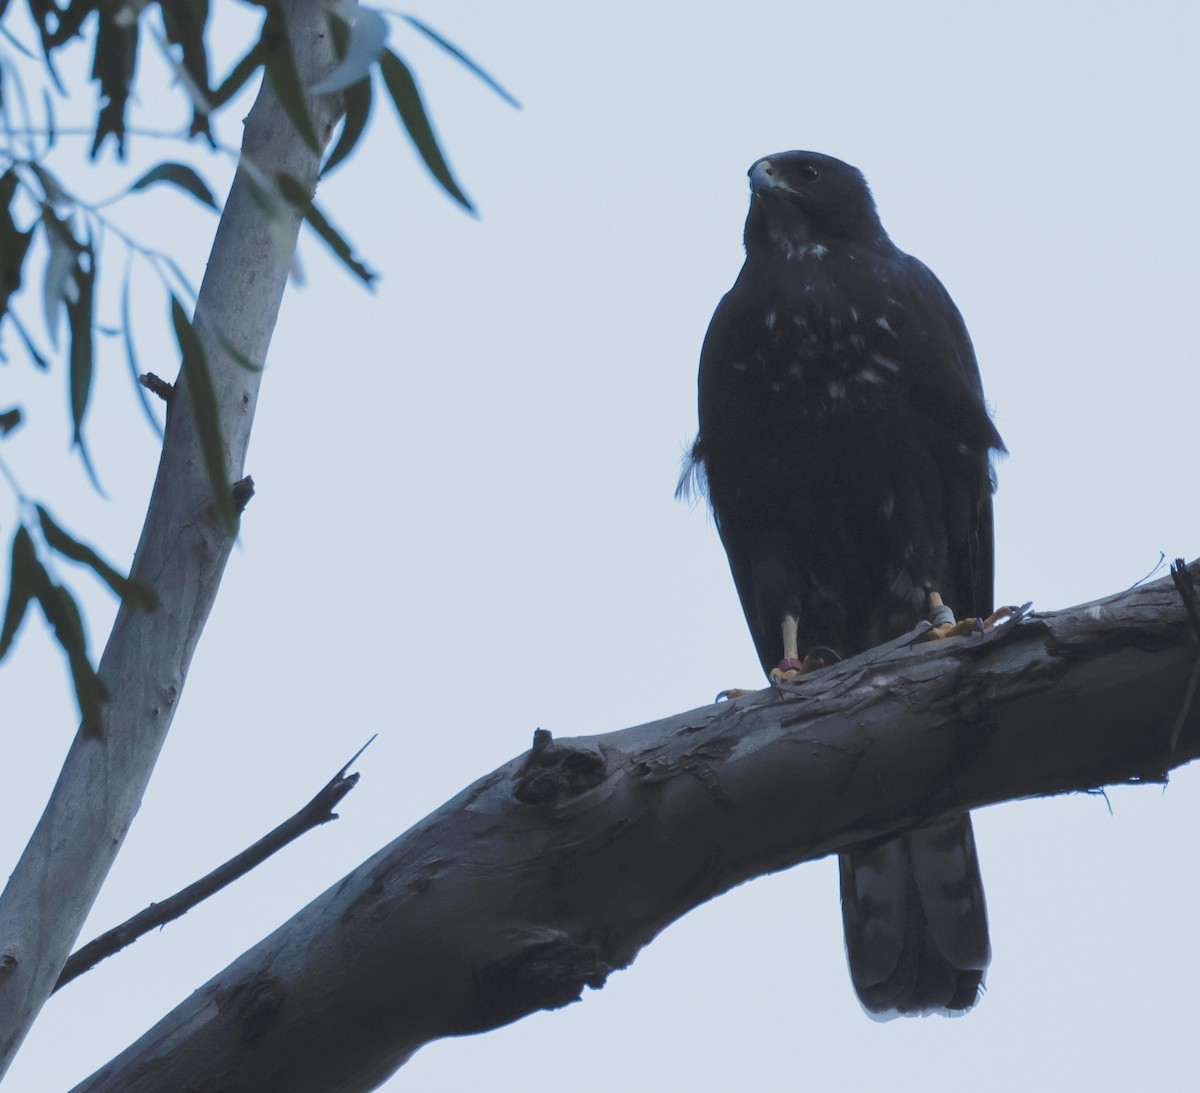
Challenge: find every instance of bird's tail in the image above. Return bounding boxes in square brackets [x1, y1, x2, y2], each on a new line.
[838, 813, 990, 1019]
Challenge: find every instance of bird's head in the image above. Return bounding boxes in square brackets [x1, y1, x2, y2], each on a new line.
[744, 151, 887, 255]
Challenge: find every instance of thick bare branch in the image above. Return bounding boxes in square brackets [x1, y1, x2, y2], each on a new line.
[0, 2, 345, 1075]
[75, 561, 1200, 1093]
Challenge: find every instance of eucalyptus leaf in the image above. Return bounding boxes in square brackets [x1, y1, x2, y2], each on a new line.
[0, 168, 34, 324]
[170, 296, 236, 530]
[310, 6, 387, 95]
[263, 20, 321, 154]
[379, 48, 473, 212]
[321, 71, 371, 177]
[130, 162, 218, 210]
[40, 208, 77, 347]
[276, 172, 375, 285]
[401, 13, 520, 109]
[36, 579, 107, 737]
[122, 274, 163, 437]
[66, 239, 101, 493]
[37, 505, 157, 611]
[0, 525, 41, 659]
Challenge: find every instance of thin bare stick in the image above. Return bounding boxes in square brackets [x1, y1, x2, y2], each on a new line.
[53, 737, 376, 993]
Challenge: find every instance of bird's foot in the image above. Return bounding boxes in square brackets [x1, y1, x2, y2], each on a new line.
[923, 593, 1019, 640]
[769, 646, 841, 683]
[717, 688, 754, 700]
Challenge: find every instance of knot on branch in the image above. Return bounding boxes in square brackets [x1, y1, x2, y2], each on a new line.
[474, 932, 614, 1028]
[513, 730, 606, 805]
[216, 968, 285, 1045]
[232, 476, 255, 514]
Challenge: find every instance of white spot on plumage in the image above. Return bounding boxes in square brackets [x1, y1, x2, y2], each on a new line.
[827, 380, 846, 399]
[791, 315, 808, 330]
[849, 306, 860, 322]
[857, 368, 887, 384]
[765, 309, 777, 329]
[875, 316, 895, 334]
[782, 241, 828, 261]
[829, 316, 841, 331]
[872, 352, 900, 373]
[850, 333, 866, 350]
[882, 492, 896, 518]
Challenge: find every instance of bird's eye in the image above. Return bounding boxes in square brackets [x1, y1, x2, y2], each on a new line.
[798, 165, 820, 181]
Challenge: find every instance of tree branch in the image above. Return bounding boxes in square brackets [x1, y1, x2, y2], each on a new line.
[0, 2, 346, 1075]
[75, 560, 1200, 1093]
[53, 739, 373, 993]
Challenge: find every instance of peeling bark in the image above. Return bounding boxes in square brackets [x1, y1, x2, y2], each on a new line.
[76, 562, 1200, 1093]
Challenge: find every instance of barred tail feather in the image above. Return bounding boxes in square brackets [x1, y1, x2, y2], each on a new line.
[839, 813, 990, 1019]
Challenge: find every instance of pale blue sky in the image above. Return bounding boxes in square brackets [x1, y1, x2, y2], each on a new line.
[3, 2, 1199, 1089]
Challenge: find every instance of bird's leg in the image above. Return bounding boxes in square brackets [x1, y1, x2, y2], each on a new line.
[770, 615, 840, 683]
[770, 614, 804, 680]
[923, 591, 1017, 640]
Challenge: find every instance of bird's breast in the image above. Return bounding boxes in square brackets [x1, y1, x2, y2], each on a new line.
[725, 294, 905, 414]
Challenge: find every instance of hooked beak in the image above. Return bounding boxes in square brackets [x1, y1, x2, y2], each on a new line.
[749, 157, 792, 196]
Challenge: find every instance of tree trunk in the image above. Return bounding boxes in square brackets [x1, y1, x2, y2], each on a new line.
[74, 562, 1200, 1093]
[0, 2, 344, 1076]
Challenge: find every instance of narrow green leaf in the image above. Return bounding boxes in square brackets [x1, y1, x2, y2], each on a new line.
[0, 21, 38, 60]
[66, 239, 102, 494]
[23, 0, 66, 92]
[88, 4, 138, 158]
[262, 18, 321, 154]
[35, 579, 107, 737]
[0, 407, 21, 434]
[42, 86, 56, 149]
[210, 36, 267, 110]
[400, 14, 521, 109]
[378, 48, 473, 212]
[121, 274, 164, 437]
[37, 505, 157, 611]
[158, 0, 214, 127]
[150, 249, 199, 305]
[276, 172, 375, 285]
[0, 168, 34, 324]
[67, 241, 95, 439]
[170, 296, 236, 529]
[0, 525, 40, 658]
[130, 162, 218, 210]
[26, 161, 71, 208]
[310, 6, 387, 95]
[7, 311, 48, 369]
[40, 207, 77, 347]
[322, 71, 372, 177]
[40, 0, 90, 49]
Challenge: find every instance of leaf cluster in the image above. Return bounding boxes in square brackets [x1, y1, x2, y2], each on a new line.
[0, 0, 518, 737]
[1, 505, 155, 736]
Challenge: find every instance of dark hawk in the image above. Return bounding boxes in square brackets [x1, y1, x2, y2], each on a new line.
[682, 150, 1003, 1018]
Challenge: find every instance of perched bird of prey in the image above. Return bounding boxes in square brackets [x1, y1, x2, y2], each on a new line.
[681, 151, 1004, 1018]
